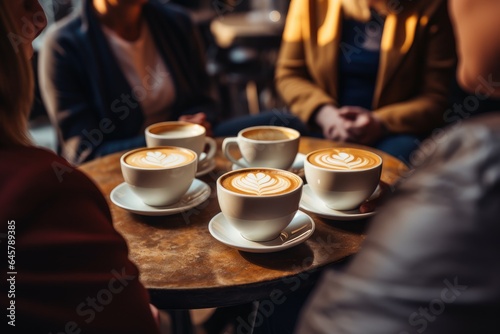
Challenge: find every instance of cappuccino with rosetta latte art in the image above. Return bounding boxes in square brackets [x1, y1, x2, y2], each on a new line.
[307, 148, 381, 170]
[121, 146, 197, 206]
[221, 169, 301, 196]
[124, 147, 196, 169]
[304, 147, 382, 210]
[217, 168, 303, 241]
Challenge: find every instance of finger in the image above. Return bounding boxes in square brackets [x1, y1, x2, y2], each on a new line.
[338, 106, 368, 119]
[188, 114, 204, 124]
[333, 127, 350, 142]
[326, 127, 342, 141]
[337, 108, 359, 120]
[346, 129, 361, 142]
[344, 118, 363, 138]
[323, 126, 334, 139]
[178, 115, 191, 122]
[194, 112, 207, 121]
[355, 113, 371, 128]
[179, 112, 207, 124]
[345, 106, 371, 114]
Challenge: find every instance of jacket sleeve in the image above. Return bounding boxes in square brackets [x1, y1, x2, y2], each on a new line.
[275, 0, 338, 124]
[373, 0, 457, 134]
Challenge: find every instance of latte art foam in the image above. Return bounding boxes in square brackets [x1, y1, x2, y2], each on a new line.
[233, 172, 291, 195]
[221, 170, 300, 196]
[125, 148, 194, 169]
[142, 151, 186, 167]
[308, 149, 381, 170]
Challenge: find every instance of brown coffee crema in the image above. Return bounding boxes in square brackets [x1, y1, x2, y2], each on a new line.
[221, 170, 301, 196]
[125, 148, 195, 169]
[308, 148, 381, 170]
[149, 123, 203, 138]
[242, 128, 298, 141]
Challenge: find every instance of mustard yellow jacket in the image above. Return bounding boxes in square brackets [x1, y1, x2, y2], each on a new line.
[275, 0, 457, 134]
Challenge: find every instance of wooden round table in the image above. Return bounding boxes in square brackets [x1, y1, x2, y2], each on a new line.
[79, 137, 408, 310]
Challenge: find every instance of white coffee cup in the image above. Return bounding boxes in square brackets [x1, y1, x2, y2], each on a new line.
[304, 147, 383, 211]
[222, 126, 300, 170]
[145, 121, 216, 169]
[217, 168, 303, 241]
[121, 146, 197, 206]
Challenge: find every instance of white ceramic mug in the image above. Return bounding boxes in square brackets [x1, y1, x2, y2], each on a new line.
[217, 168, 303, 241]
[120, 146, 197, 206]
[304, 147, 383, 211]
[222, 126, 300, 170]
[145, 121, 216, 169]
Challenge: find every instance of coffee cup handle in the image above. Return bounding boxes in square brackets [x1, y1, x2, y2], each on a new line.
[222, 137, 246, 168]
[198, 137, 217, 168]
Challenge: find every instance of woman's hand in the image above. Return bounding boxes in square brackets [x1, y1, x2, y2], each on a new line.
[178, 112, 213, 137]
[315, 105, 351, 141]
[338, 106, 385, 145]
[315, 105, 385, 144]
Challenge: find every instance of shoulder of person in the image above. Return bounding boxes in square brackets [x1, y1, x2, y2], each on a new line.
[39, 14, 90, 64]
[0, 146, 106, 208]
[2, 146, 72, 176]
[41, 11, 83, 46]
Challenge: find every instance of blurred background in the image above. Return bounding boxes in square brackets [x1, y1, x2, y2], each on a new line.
[30, 0, 292, 151]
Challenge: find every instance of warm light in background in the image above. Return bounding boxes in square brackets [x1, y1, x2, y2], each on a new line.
[269, 10, 281, 22]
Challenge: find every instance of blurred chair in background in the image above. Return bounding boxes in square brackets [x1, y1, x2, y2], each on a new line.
[209, 0, 289, 118]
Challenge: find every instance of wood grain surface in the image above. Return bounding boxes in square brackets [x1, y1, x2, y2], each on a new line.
[79, 137, 409, 309]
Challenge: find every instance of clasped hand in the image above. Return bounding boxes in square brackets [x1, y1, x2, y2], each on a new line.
[315, 105, 384, 145]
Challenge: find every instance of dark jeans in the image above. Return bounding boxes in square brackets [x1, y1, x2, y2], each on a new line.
[374, 134, 421, 165]
[248, 258, 352, 334]
[199, 258, 354, 334]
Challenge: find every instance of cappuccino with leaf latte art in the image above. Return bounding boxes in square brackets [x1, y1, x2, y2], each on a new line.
[220, 169, 301, 196]
[307, 148, 381, 171]
[124, 147, 196, 169]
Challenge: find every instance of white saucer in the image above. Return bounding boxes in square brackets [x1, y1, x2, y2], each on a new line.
[299, 185, 378, 221]
[231, 153, 305, 172]
[196, 157, 216, 177]
[110, 179, 211, 216]
[208, 210, 315, 253]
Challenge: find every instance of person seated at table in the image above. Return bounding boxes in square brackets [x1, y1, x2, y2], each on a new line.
[0, 1, 167, 332]
[275, 0, 457, 162]
[294, 1, 500, 331]
[39, 0, 218, 165]
[295, 118, 500, 334]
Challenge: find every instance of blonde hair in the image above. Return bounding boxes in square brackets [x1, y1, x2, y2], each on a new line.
[0, 0, 34, 147]
[342, 0, 389, 22]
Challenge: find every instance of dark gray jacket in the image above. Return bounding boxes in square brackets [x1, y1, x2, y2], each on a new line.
[297, 114, 500, 333]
